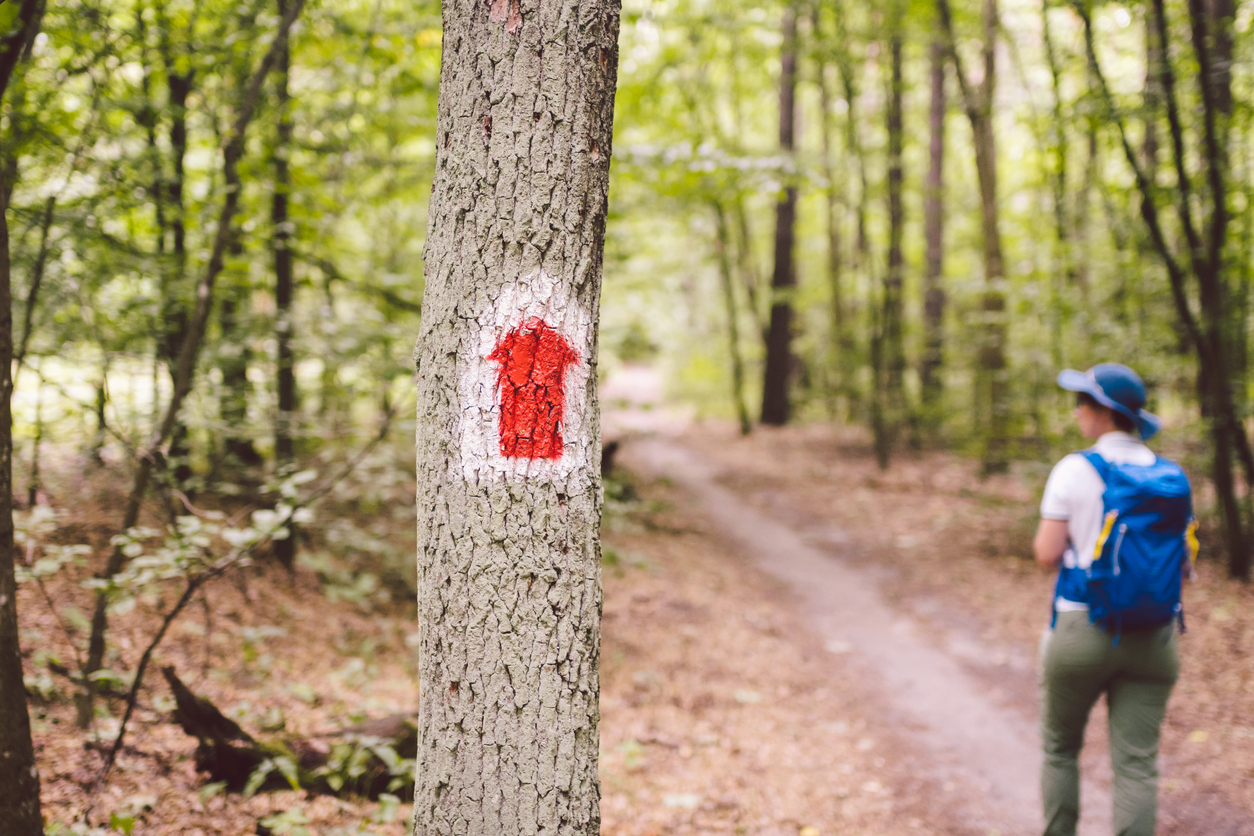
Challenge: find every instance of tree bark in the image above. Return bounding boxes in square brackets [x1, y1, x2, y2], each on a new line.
[920, 37, 946, 423]
[761, 5, 799, 426]
[156, 0, 194, 489]
[1041, 0, 1069, 369]
[938, 0, 1009, 474]
[0, 140, 42, 836]
[217, 273, 261, 471]
[877, 10, 906, 466]
[832, 0, 870, 418]
[412, 0, 620, 831]
[14, 194, 53, 377]
[0, 3, 46, 830]
[273, 0, 297, 569]
[713, 202, 752, 435]
[813, 7, 852, 419]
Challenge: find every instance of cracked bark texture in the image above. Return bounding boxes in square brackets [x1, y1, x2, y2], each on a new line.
[413, 0, 620, 832]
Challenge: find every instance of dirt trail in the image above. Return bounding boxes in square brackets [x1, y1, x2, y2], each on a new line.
[626, 435, 1113, 836]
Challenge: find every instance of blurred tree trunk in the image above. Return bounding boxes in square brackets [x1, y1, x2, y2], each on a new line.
[90, 366, 108, 465]
[713, 201, 752, 435]
[732, 198, 765, 341]
[14, 194, 53, 376]
[413, 0, 620, 831]
[0, 1, 45, 830]
[156, 2, 195, 490]
[920, 37, 946, 428]
[1042, 0, 1069, 370]
[813, 8, 852, 420]
[27, 374, 41, 507]
[218, 273, 261, 471]
[0, 156, 41, 836]
[1073, 93, 1097, 312]
[273, 0, 297, 569]
[761, 5, 799, 426]
[939, 0, 1009, 474]
[876, 7, 906, 467]
[832, 0, 869, 418]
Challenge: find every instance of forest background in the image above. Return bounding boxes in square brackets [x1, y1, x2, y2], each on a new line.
[1, 0, 1252, 831]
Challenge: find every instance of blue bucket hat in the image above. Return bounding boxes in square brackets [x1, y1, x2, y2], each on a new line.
[1058, 363, 1161, 440]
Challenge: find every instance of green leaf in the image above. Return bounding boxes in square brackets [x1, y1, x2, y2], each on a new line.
[198, 781, 227, 802]
[108, 812, 135, 836]
[63, 606, 91, 633]
[274, 756, 301, 790]
[243, 759, 276, 798]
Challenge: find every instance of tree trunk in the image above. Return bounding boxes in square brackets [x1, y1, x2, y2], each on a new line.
[732, 197, 766, 342]
[14, 194, 53, 377]
[273, 0, 297, 570]
[833, 0, 870, 419]
[157, 2, 194, 490]
[0, 139, 42, 836]
[878, 11, 906, 465]
[0, 5, 46, 830]
[1042, 0, 1070, 371]
[813, 8, 852, 420]
[939, 0, 1008, 474]
[27, 374, 41, 508]
[412, 0, 620, 831]
[218, 277, 261, 471]
[0, 93, 39, 836]
[761, 5, 799, 426]
[90, 367, 108, 465]
[713, 202, 752, 435]
[920, 37, 946, 425]
[1073, 100, 1097, 308]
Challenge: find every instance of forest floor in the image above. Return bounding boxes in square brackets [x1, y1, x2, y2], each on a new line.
[17, 420, 1254, 835]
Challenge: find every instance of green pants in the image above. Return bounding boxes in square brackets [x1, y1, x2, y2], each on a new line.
[1040, 611, 1179, 836]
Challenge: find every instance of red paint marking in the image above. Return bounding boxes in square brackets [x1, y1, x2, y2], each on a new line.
[487, 317, 578, 460]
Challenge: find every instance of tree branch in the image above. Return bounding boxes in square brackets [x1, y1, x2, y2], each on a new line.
[1070, 0, 1207, 362]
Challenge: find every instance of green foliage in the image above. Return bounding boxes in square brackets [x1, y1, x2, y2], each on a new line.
[258, 807, 312, 836]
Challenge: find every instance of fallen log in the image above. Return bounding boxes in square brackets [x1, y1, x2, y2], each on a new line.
[161, 666, 416, 799]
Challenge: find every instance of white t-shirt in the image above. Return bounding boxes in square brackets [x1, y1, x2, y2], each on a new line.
[1040, 432, 1157, 610]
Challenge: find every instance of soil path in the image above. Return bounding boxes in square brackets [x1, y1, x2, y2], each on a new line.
[625, 435, 1112, 836]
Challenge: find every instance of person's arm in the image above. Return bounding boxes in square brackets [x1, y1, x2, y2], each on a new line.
[1037, 455, 1077, 569]
[1034, 518, 1070, 568]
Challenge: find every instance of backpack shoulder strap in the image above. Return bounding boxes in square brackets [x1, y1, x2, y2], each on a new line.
[1080, 449, 1113, 482]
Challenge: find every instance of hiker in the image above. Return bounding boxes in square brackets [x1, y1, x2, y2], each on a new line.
[1032, 363, 1197, 836]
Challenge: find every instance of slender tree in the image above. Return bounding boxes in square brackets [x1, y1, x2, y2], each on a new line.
[0, 1, 47, 830]
[812, 6, 853, 419]
[938, 0, 1009, 474]
[273, 0, 297, 569]
[761, 5, 799, 426]
[1041, 0, 1069, 370]
[920, 36, 946, 424]
[713, 201, 753, 435]
[412, 0, 621, 831]
[876, 1, 907, 467]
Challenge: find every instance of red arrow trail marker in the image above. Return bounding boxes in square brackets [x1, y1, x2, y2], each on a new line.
[488, 317, 579, 460]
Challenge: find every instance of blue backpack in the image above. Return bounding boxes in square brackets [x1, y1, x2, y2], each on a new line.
[1057, 450, 1198, 636]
